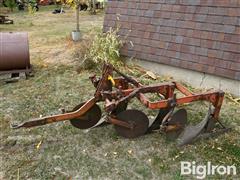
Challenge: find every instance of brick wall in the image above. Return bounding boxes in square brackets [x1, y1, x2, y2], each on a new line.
[103, 0, 240, 80]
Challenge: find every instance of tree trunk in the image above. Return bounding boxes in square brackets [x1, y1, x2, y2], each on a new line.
[92, 0, 96, 15]
[76, 5, 80, 31]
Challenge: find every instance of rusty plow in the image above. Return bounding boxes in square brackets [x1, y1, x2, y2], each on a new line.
[11, 63, 229, 146]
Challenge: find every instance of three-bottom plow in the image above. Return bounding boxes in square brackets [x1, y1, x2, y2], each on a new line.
[12, 64, 229, 146]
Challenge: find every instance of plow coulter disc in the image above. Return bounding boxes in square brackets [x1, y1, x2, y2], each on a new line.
[70, 103, 102, 129]
[114, 110, 149, 138]
[165, 109, 188, 140]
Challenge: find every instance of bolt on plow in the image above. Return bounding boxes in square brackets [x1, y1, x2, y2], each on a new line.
[11, 64, 230, 146]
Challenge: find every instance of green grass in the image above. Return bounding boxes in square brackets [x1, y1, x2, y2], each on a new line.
[0, 7, 240, 180]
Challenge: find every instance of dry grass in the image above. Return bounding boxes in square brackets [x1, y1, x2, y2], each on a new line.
[0, 6, 240, 180]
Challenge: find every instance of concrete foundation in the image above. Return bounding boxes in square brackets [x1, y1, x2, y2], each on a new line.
[133, 59, 240, 97]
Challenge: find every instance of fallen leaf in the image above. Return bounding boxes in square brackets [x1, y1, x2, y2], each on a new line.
[36, 140, 42, 150]
[146, 71, 156, 80]
[175, 155, 180, 159]
[127, 149, 133, 154]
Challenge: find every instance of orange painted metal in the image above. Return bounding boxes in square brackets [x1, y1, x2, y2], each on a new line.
[12, 63, 225, 129]
[174, 82, 194, 96]
[12, 97, 97, 128]
[108, 117, 133, 129]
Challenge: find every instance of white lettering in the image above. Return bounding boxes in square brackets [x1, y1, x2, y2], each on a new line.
[192, 161, 196, 174]
[211, 165, 218, 175]
[180, 161, 237, 179]
[196, 165, 206, 179]
[227, 165, 237, 175]
[181, 161, 192, 175]
[207, 161, 211, 175]
[217, 166, 227, 175]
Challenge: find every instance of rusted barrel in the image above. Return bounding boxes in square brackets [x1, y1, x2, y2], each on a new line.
[0, 32, 30, 72]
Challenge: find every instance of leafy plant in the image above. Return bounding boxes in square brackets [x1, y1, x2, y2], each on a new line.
[5, 0, 16, 12]
[27, 0, 38, 14]
[82, 27, 125, 70]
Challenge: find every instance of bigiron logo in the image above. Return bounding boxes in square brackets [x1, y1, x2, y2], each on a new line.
[180, 161, 237, 179]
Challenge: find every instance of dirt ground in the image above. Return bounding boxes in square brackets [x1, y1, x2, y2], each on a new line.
[0, 5, 240, 180]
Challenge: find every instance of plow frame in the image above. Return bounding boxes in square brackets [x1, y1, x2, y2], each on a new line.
[12, 64, 225, 131]
[101, 64, 224, 124]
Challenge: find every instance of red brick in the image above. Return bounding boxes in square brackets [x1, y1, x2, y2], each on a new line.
[172, 5, 181, 12]
[235, 27, 240, 35]
[184, 13, 193, 21]
[161, 12, 171, 18]
[199, 56, 215, 66]
[224, 34, 240, 44]
[230, 62, 240, 71]
[154, 11, 162, 18]
[141, 38, 150, 46]
[184, 37, 201, 46]
[139, 3, 149, 10]
[150, 32, 160, 40]
[158, 41, 167, 49]
[143, 31, 150, 39]
[149, 3, 161, 11]
[171, 12, 183, 20]
[161, 4, 172, 11]
[180, 60, 189, 69]
[170, 58, 180, 66]
[192, 30, 202, 39]
[155, 49, 165, 56]
[175, 28, 186, 36]
[228, 8, 240, 16]
[104, 1, 239, 80]
[195, 47, 208, 56]
[168, 43, 181, 51]
[159, 56, 171, 64]
[150, 40, 160, 47]
[192, 63, 203, 71]
[201, 39, 214, 49]
[166, 50, 177, 58]
[180, 45, 195, 54]
[208, 49, 218, 58]
[215, 67, 236, 79]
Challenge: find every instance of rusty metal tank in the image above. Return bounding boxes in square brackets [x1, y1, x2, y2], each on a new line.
[0, 32, 31, 74]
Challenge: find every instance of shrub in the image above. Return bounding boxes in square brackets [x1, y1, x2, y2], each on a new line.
[27, 0, 38, 14]
[82, 27, 124, 70]
[5, 0, 16, 12]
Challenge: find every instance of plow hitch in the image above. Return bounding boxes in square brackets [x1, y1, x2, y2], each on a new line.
[12, 63, 228, 146]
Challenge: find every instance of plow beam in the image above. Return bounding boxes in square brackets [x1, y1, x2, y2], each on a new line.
[11, 97, 97, 129]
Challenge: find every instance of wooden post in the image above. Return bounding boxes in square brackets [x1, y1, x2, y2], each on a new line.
[76, 4, 80, 31]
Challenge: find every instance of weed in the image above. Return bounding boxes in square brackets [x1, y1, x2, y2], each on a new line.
[173, 170, 184, 180]
[81, 27, 125, 70]
[4, 0, 16, 12]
